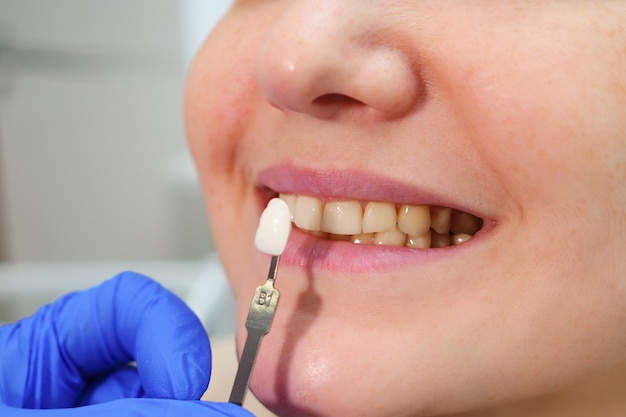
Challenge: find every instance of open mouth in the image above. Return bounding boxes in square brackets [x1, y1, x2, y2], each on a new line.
[279, 193, 483, 249]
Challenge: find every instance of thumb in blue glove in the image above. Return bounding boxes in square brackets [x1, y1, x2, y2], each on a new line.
[0, 271, 253, 417]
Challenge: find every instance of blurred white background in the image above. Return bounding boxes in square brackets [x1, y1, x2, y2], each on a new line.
[0, 0, 237, 331]
[0, 0, 233, 261]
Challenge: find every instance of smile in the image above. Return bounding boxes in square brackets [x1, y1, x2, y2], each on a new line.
[279, 193, 483, 248]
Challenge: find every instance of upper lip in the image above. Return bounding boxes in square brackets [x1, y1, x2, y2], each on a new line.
[256, 164, 488, 220]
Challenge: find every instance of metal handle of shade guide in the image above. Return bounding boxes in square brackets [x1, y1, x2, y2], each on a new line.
[229, 255, 281, 406]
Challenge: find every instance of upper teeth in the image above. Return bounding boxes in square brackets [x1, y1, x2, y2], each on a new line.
[279, 194, 483, 248]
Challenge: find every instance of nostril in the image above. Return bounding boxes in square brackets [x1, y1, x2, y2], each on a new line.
[311, 94, 369, 119]
[313, 93, 364, 107]
[254, 4, 423, 121]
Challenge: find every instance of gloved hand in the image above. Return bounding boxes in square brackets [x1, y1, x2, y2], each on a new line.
[0, 271, 253, 417]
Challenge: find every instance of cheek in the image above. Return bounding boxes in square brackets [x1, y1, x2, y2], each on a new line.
[433, 12, 626, 223]
[184, 36, 258, 180]
[184, 3, 287, 180]
[453, 52, 626, 236]
[436, 28, 626, 371]
[184, 25, 268, 310]
[183, 11, 269, 271]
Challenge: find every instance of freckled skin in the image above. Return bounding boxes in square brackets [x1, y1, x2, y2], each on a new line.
[185, 1, 626, 416]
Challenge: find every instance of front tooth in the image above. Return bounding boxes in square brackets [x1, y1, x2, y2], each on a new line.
[362, 202, 397, 233]
[279, 194, 297, 220]
[322, 201, 363, 235]
[398, 204, 430, 236]
[294, 195, 323, 231]
[430, 207, 451, 234]
[373, 226, 407, 246]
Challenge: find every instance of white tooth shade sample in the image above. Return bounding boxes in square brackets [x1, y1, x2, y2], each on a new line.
[255, 198, 293, 255]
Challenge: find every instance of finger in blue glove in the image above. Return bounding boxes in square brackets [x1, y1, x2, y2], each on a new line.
[0, 398, 255, 417]
[0, 272, 213, 409]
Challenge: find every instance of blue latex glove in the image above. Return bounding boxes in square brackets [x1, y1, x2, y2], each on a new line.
[0, 271, 253, 417]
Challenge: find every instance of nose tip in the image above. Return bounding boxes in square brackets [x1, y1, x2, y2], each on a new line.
[254, 13, 423, 121]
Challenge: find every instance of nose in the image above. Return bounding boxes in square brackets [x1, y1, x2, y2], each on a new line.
[254, 1, 423, 121]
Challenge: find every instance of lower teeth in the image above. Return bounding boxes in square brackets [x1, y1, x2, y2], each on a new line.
[297, 226, 479, 248]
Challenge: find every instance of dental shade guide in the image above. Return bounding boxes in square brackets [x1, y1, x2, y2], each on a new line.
[229, 198, 292, 406]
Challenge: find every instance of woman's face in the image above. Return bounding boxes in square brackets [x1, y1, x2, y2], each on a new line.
[185, 1, 626, 416]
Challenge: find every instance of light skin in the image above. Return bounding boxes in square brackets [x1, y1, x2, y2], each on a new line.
[184, 1, 626, 416]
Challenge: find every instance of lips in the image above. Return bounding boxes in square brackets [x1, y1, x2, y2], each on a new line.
[256, 165, 491, 273]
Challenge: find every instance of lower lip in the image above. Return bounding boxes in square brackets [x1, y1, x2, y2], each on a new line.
[280, 227, 469, 274]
